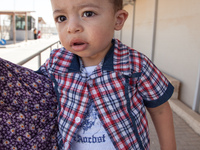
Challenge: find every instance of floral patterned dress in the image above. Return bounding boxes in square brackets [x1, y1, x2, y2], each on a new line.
[0, 58, 58, 150]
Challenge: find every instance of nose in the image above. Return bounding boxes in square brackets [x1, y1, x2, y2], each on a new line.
[67, 17, 83, 34]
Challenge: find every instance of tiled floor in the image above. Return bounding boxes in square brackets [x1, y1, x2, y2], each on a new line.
[148, 111, 200, 150]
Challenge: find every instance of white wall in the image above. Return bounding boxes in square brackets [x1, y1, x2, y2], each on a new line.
[153, 0, 200, 109]
[121, 4, 134, 47]
[132, 0, 155, 58]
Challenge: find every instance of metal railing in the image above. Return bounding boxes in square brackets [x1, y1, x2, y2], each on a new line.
[17, 41, 61, 67]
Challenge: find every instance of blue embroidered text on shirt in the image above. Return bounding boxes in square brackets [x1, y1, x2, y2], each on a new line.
[74, 134, 106, 143]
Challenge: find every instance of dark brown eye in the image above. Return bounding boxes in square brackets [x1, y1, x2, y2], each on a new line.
[57, 16, 67, 23]
[83, 11, 95, 17]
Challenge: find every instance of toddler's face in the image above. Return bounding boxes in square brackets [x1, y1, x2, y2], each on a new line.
[51, 0, 121, 66]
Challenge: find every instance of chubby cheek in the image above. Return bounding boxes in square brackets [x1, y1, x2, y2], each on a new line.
[90, 25, 114, 40]
[57, 29, 69, 48]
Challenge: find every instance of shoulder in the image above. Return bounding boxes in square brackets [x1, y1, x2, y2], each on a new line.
[48, 47, 74, 74]
[50, 47, 72, 60]
[113, 39, 148, 74]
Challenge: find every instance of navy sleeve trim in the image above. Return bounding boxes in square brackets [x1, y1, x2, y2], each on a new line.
[50, 74, 61, 110]
[34, 68, 43, 75]
[144, 82, 174, 108]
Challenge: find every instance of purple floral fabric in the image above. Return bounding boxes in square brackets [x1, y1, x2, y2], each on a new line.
[0, 58, 58, 150]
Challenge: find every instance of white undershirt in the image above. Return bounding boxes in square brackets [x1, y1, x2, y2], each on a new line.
[85, 66, 97, 76]
[70, 66, 115, 150]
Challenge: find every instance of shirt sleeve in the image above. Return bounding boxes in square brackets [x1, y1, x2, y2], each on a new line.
[137, 55, 174, 108]
[35, 58, 51, 78]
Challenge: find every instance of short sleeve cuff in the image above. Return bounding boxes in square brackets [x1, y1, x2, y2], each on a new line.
[144, 82, 174, 108]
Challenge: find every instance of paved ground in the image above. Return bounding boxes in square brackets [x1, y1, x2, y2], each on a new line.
[148, 112, 200, 150]
[1, 37, 200, 150]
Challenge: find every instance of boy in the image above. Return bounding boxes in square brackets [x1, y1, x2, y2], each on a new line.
[37, 0, 176, 149]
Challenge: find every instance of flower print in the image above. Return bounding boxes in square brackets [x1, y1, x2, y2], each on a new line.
[44, 92, 50, 97]
[32, 82, 38, 88]
[14, 68, 20, 73]
[19, 113, 25, 119]
[16, 81, 22, 87]
[17, 77, 22, 81]
[5, 63, 11, 67]
[32, 145, 37, 149]
[32, 114, 38, 120]
[30, 124, 35, 130]
[41, 118, 46, 123]
[34, 104, 39, 109]
[24, 82, 29, 87]
[49, 112, 54, 118]
[26, 91, 31, 96]
[53, 98, 57, 103]
[45, 83, 50, 88]
[24, 71, 30, 75]
[7, 107, 12, 111]
[51, 135, 56, 140]
[0, 100, 4, 105]
[20, 124, 25, 129]
[24, 99, 28, 104]
[41, 135, 46, 141]
[10, 128, 15, 134]
[37, 79, 42, 84]
[15, 91, 21, 96]
[25, 132, 31, 139]
[24, 106, 28, 112]
[34, 90, 39, 94]
[3, 140, 9, 145]
[13, 100, 18, 105]
[53, 146, 58, 150]
[41, 99, 46, 103]
[0, 58, 58, 148]
[7, 112, 12, 115]
[38, 128, 42, 133]
[11, 146, 17, 150]
[8, 83, 13, 88]
[3, 90, 7, 96]
[8, 72, 13, 77]
[6, 119, 12, 125]
[17, 136, 22, 142]
[0, 76, 5, 81]
[50, 125, 55, 129]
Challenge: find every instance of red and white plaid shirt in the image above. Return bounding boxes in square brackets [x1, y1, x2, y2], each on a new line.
[38, 39, 174, 150]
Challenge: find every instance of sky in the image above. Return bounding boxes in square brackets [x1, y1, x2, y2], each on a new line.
[0, 0, 54, 25]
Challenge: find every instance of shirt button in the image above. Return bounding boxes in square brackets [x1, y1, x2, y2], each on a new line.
[75, 117, 81, 123]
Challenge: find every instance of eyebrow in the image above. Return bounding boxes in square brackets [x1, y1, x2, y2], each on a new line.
[77, 3, 101, 9]
[53, 9, 64, 15]
[53, 3, 101, 15]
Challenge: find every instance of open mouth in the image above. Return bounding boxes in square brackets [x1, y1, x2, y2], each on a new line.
[70, 40, 88, 51]
[73, 42, 84, 46]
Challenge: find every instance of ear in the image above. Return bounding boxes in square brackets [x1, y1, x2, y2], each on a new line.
[114, 10, 128, 31]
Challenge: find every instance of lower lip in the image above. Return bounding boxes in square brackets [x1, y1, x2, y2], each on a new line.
[71, 43, 88, 52]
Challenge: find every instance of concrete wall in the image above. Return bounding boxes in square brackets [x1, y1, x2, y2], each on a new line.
[115, 0, 200, 112]
[154, 0, 200, 110]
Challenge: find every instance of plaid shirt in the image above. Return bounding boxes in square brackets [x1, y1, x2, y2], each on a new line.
[38, 39, 174, 150]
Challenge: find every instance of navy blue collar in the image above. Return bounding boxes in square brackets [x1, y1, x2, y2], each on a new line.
[68, 40, 115, 73]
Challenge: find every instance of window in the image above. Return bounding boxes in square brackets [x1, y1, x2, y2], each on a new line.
[16, 16, 35, 30]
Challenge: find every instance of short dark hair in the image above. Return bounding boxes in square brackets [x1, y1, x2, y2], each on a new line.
[110, 0, 123, 12]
